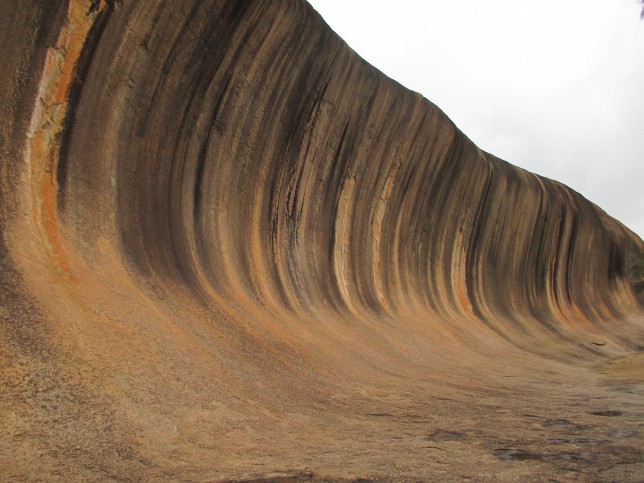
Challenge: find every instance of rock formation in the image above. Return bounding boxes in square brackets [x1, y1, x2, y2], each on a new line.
[1, 0, 643, 480]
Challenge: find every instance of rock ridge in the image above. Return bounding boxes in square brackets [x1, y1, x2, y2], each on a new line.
[1, 0, 642, 480]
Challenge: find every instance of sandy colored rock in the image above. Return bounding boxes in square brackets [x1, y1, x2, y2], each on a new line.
[1, 0, 643, 481]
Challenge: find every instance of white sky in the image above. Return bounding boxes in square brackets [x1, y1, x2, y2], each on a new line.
[307, 0, 644, 239]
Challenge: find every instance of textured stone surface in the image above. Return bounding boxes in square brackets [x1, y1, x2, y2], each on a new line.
[1, 0, 643, 480]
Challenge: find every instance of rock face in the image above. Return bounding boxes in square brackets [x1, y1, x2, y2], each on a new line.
[1, 0, 643, 480]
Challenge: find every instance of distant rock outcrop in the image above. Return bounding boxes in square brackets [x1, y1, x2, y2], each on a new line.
[1, 0, 642, 480]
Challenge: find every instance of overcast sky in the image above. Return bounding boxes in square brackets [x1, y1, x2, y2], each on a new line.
[307, 0, 644, 239]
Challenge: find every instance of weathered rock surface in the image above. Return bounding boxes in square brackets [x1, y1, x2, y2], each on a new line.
[1, 0, 643, 480]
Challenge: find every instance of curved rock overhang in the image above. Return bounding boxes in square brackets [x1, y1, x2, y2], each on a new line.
[1, 0, 642, 480]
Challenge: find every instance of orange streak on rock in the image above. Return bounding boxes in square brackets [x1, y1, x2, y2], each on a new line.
[25, 0, 107, 277]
